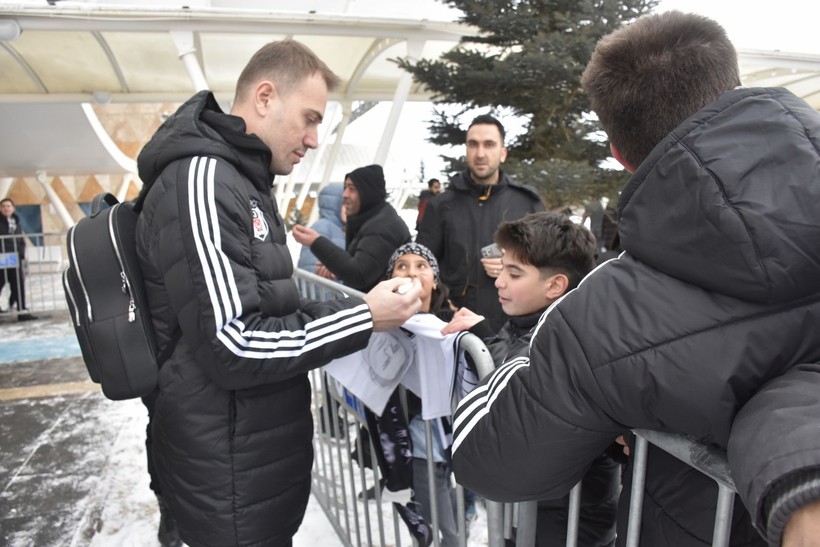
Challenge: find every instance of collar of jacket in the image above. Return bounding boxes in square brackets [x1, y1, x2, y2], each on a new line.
[507, 308, 545, 337]
[346, 200, 389, 246]
[451, 170, 509, 198]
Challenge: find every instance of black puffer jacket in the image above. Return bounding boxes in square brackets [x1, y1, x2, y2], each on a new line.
[417, 171, 543, 331]
[136, 91, 374, 546]
[471, 311, 620, 547]
[452, 88, 820, 546]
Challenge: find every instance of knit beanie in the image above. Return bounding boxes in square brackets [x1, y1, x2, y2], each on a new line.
[347, 164, 386, 213]
[386, 242, 440, 284]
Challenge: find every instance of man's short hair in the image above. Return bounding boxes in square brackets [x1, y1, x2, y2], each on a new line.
[581, 11, 740, 168]
[235, 40, 340, 102]
[0, 198, 14, 206]
[496, 212, 597, 291]
[468, 114, 506, 143]
[427, 178, 440, 188]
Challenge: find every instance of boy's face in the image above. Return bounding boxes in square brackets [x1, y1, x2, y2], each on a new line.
[495, 251, 558, 316]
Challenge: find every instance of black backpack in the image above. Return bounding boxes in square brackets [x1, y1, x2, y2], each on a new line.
[62, 193, 162, 400]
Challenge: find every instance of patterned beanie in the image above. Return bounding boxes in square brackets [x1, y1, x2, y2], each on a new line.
[386, 242, 440, 284]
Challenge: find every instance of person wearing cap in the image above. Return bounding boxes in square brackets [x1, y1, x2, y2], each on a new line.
[293, 164, 411, 292]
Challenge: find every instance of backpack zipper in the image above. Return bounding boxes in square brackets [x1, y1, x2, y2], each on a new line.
[69, 226, 94, 322]
[108, 204, 136, 323]
[62, 269, 81, 326]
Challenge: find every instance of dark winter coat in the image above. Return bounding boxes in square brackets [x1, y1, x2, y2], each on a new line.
[452, 88, 820, 547]
[416, 171, 543, 331]
[311, 200, 410, 292]
[0, 212, 25, 259]
[470, 311, 619, 547]
[135, 90, 374, 547]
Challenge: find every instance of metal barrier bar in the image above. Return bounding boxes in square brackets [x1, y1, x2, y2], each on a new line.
[0, 232, 68, 316]
[630, 429, 737, 547]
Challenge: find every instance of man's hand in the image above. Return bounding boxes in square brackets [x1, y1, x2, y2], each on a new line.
[441, 307, 484, 335]
[315, 264, 337, 280]
[364, 278, 422, 332]
[481, 257, 503, 278]
[783, 499, 820, 547]
[292, 224, 320, 247]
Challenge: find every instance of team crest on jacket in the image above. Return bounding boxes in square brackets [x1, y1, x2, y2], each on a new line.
[250, 200, 269, 241]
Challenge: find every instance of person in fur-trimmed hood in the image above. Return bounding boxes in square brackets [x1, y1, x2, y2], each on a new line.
[293, 164, 411, 292]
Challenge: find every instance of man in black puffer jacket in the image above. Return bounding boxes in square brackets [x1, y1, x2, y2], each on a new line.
[417, 114, 544, 332]
[135, 40, 422, 547]
[452, 12, 820, 547]
[292, 164, 411, 292]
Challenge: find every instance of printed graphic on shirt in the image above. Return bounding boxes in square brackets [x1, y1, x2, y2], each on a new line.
[250, 199, 269, 241]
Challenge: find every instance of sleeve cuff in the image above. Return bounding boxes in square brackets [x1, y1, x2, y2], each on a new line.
[763, 468, 820, 546]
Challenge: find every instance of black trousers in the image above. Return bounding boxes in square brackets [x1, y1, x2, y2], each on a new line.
[0, 265, 26, 311]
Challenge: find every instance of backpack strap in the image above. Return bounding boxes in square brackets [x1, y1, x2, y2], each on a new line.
[90, 193, 120, 218]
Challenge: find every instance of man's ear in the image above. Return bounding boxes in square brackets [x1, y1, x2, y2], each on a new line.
[500, 146, 508, 164]
[545, 273, 569, 300]
[610, 143, 636, 174]
[254, 81, 277, 116]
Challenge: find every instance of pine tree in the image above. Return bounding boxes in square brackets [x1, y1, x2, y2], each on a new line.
[397, 0, 658, 209]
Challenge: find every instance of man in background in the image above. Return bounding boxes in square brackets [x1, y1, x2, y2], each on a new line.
[293, 164, 411, 292]
[415, 177, 441, 229]
[0, 198, 35, 321]
[417, 114, 543, 332]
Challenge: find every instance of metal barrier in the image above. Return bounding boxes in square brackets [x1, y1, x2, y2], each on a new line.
[294, 269, 497, 547]
[294, 268, 742, 547]
[0, 232, 68, 317]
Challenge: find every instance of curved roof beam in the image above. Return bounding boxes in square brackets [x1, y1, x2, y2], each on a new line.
[92, 30, 130, 92]
[0, 41, 48, 92]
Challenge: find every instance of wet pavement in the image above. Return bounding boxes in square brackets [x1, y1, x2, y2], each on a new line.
[0, 312, 160, 546]
[0, 312, 340, 547]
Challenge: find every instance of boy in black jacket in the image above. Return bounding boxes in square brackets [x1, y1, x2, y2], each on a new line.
[443, 211, 619, 546]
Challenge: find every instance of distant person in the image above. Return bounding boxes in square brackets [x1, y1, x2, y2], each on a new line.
[293, 164, 411, 292]
[443, 212, 618, 547]
[0, 198, 35, 321]
[297, 183, 345, 273]
[451, 11, 820, 547]
[415, 177, 441, 229]
[416, 114, 544, 332]
[134, 39, 422, 547]
[581, 197, 604, 249]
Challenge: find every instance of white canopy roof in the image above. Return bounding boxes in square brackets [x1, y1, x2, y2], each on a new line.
[1, 1, 819, 180]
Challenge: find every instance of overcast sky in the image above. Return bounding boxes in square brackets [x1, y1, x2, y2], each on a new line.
[343, 0, 820, 183]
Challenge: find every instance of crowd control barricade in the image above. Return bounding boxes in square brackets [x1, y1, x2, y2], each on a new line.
[295, 268, 494, 547]
[0, 232, 68, 317]
[293, 269, 739, 547]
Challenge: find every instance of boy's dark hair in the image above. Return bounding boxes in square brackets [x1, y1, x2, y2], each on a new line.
[495, 212, 597, 291]
[468, 114, 506, 143]
[581, 11, 740, 169]
[427, 178, 440, 188]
